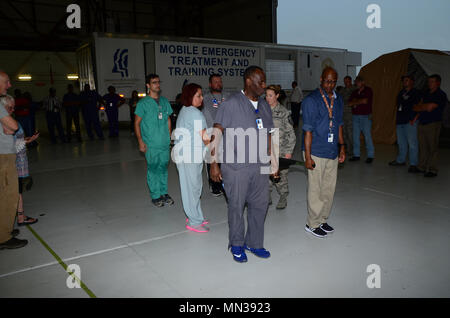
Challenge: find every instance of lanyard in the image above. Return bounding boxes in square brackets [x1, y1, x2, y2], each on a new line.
[319, 88, 334, 131]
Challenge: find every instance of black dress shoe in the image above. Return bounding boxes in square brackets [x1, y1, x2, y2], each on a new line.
[0, 237, 28, 250]
[11, 229, 20, 237]
[408, 166, 421, 173]
[366, 158, 374, 164]
[349, 156, 360, 161]
[424, 172, 437, 178]
[389, 160, 405, 166]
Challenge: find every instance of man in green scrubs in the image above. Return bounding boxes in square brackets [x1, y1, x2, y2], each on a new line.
[135, 74, 174, 207]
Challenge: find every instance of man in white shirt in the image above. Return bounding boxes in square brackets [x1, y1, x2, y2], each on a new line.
[290, 81, 303, 128]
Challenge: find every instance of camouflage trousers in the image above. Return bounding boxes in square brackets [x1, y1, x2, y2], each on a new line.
[269, 168, 289, 197]
[343, 112, 353, 155]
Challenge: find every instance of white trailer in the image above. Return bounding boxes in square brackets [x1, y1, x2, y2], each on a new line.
[77, 32, 361, 121]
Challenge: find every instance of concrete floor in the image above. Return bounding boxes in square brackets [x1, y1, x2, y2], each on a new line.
[0, 127, 449, 298]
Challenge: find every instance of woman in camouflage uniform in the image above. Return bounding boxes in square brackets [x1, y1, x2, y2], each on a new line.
[266, 85, 296, 209]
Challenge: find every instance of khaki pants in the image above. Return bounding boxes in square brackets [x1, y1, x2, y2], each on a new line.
[418, 122, 442, 174]
[303, 152, 338, 229]
[0, 154, 19, 243]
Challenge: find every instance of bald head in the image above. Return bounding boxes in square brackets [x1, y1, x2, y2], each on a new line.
[0, 71, 11, 95]
[321, 67, 337, 79]
[320, 67, 338, 96]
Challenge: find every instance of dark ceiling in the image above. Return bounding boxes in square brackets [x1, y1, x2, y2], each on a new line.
[0, 0, 277, 51]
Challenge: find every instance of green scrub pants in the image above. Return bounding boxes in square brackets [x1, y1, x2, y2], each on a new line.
[145, 147, 170, 200]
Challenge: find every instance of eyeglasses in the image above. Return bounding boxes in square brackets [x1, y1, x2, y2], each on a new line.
[322, 80, 337, 85]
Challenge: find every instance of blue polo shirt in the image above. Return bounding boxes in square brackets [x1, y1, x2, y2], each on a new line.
[103, 93, 122, 111]
[301, 88, 344, 159]
[418, 88, 448, 125]
[396, 88, 421, 125]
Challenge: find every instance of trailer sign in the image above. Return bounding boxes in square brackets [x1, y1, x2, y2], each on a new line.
[155, 40, 262, 99]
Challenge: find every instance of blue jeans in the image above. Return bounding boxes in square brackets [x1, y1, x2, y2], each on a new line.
[396, 122, 418, 166]
[352, 115, 375, 158]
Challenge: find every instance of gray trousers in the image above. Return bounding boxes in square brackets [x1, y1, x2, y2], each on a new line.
[221, 164, 269, 249]
[177, 162, 205, 226]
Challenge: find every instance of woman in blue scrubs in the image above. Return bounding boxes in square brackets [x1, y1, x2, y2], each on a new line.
[173, 83, 210, 233]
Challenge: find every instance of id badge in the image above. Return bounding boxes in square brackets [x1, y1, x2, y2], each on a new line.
[109, 103, 113, 107]
[328, 133, 334, 143]
[398, 105, 402, 111]
[256, 118, 264, 129]
[158, 112, 163, 120]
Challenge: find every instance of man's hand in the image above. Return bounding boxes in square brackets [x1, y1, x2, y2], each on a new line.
[284, 153, 292, 159]
[210, 163, 222, 183]
[305, 157, 316, 170]
[138, 140, 147, 153]
[338, 147, 346, 163]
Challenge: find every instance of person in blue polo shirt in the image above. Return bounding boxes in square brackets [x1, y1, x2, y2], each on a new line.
[103, 86, 125, 138]
[413, 74, 448, 178]
[302, 67, 345, 238]
[389, 75, 422, 172]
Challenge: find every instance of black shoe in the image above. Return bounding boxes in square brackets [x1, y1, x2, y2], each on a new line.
[389, 160, 405, 166]
[11, 229, 20, 237]
[320, 223, 334, 233]
[349, 156, 360, 161]
[424, 172, 437, 178]
[162, 194, 174, 206]
[0, 237, 28, 250]
[212, 189, 223, 197]
[408, 166, 421, 173]
[152, 198, 164, 207]
[305, 225, 327, 238]
[366, 158, 374, 164]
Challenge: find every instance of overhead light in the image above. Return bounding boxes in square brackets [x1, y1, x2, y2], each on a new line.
[138, 93, 146, 97]
[67, 74, 79, 80]
[18, 74, 32, 81]
[119, 94, 124, 98]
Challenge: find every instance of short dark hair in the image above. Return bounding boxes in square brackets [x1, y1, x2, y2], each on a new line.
[344, 76, 352, 81]
[355, 75, 364, 82]
[146, 73, 159, 84]
[429, 74, 441, 82]
[244, 65, 264, 83]
[209, 73, 221, 83]
[401, 74, 414, 81]
[107, 85, 115, 91]
[292, 81, 298, 86]
[181, 83, 202, 107]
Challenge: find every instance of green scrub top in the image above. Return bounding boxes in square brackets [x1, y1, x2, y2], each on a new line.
[135, 96, 173, 149]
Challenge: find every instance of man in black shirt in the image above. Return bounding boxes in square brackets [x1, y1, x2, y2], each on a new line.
[389, 75, 421, 172]
[413, 74, 448, 177]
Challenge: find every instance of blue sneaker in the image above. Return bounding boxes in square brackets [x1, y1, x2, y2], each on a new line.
[230, 246, 247, 263]
[244, 245, 271, 258]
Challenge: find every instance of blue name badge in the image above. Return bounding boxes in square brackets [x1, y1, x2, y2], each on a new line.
[328, 133, 334, 143]
[256, 118, 264, 129]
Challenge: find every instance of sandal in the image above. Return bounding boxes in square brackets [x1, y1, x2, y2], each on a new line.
[17, 211, 38, 226]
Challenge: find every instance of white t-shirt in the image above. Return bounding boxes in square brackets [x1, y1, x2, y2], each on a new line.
[242, 90, 258, 110]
